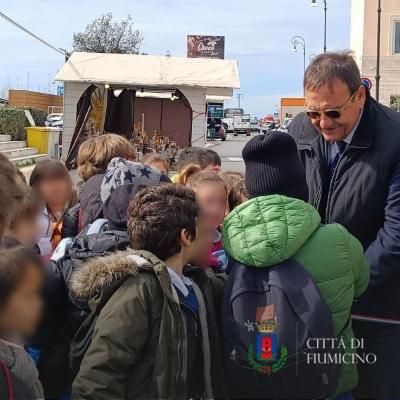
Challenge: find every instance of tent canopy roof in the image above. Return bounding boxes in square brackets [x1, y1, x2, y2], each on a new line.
[55, 52, 240, 89]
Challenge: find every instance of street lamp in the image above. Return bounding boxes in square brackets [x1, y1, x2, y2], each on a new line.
[237, 93, 244, 109]
[310, 0, 327, 53]
[291, 36, 306, 95]
[376, 0, 381, 102]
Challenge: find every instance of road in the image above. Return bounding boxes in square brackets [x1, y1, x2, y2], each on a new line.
[206, 132, 256, 173]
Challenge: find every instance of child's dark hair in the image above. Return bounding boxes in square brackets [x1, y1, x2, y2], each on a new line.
[29, 159, 71, 188]
[127, 183, 199, 261]
[177, 147, 202, 172]
[0, 246, 43, 309]
[9, 185, 40, 230]
[228, 179, 249, 212]
[186, 171, 226, 191]
[202, 149, 221, 167]
[177, 148, 221, 172]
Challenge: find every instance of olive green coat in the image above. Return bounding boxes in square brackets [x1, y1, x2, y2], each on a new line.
[71, 250, 227, 400]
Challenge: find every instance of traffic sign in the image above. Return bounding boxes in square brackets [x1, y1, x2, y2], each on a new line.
[208, 105, 216, 113]
[361, 77, 372, 90]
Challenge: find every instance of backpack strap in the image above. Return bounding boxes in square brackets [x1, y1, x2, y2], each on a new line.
[268, 258, 333, 339]
[86, 219, 109, 235]
[0, 362, 14, 400]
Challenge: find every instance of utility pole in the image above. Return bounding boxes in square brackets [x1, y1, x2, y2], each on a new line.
[323, 0, 327, 53]
[376, 0, 381, 102]
[237, 93, 244, 109]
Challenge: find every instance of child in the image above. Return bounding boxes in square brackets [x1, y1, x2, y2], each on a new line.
[222, 171, 244, 193]
[142, 153, 170, 176]
[221, 133, 369, 399]
[72, 184, 227, 400]
[172, 148, 222, 183]
[0, 246, 44, 399]
[34, 158, 170, 399]
[227, 178, 248, 213]
[0, 154, 24, 243]
[63, 134, 136, 237]
[186, 171, 228, 271]
[29, 160, 75, 256]
[3, 185, 40, 249]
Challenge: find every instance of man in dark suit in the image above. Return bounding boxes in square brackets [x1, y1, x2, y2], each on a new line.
[289, 51, 400, 399]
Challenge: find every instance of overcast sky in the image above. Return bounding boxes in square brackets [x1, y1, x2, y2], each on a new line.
[0, 0, 351, 116]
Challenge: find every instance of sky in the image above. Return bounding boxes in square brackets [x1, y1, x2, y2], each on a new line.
[0, 0, 351, 117]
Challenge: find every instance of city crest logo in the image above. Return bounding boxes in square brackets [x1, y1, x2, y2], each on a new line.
[246, 305, 287, 375]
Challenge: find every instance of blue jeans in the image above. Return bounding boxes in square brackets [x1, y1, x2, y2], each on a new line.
[352, 320, 400, 399]
[210, 128, 216, 141]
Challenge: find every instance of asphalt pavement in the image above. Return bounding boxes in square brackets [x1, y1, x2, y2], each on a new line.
[206, 131, 257, 172]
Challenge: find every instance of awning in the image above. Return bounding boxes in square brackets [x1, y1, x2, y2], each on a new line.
[55, 52, 240, 90]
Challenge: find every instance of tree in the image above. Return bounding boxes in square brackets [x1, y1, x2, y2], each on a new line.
[390, 95, 400, 112]
[73, 13, 143, 54]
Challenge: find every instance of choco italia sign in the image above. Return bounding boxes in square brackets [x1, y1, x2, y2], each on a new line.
[187, 35, 225, 59]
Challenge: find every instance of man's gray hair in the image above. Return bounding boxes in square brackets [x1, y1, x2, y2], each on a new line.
[304, 51, 362, 94]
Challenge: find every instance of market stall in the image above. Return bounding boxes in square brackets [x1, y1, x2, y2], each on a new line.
[55, 52, 240, 168]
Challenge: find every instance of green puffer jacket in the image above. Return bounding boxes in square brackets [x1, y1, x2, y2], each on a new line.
[222, 195, 369, 396]
[71, 250, 227, 400]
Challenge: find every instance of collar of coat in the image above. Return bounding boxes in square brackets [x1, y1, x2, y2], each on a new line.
[70, 248, 201, 304]
[298, 89, 374, 150]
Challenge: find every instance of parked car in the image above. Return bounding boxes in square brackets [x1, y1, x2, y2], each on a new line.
[207, 117, 227, 141]
[278, 118, 293, 133]
[250, 121, 261, 132]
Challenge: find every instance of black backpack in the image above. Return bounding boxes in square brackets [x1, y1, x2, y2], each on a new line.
[222, 258, 339, 399]
[69, 278, 127, 380]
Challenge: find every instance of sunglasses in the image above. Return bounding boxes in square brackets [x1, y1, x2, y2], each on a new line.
[305, 88, 360, 120]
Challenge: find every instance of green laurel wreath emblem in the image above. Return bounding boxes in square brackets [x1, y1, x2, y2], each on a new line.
[247, 344, 288, 374]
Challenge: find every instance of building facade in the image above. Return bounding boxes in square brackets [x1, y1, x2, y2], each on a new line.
[351, 0, 400, 109]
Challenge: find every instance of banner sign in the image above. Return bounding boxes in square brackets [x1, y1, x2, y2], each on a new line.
[187, 35, 225, 59]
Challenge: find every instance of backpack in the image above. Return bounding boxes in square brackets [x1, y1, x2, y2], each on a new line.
[222, 258, 339, 399]
[0, 362, 14, 400]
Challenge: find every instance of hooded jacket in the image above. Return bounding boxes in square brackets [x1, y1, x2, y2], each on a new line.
[71, 249, 227, 400]
[33, 229, 130, 398]
[222, 195, 369, 395]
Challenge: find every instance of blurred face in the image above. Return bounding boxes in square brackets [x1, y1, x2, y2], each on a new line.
[149, 161, 169, 176]
[305, 78, 366, 142]
[0, 265, 43, 338]
[38, 177, 72, 210]
[204, 164, 221, 173]
[13, 217, 40, 247]
[185, 215, 214, 266]
[196, 181, 227, 229]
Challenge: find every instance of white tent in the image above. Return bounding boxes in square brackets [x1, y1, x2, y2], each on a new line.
[55, 52, 240, 91]
[56, 52, 240, 159]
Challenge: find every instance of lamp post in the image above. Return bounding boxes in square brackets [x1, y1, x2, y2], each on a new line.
[237, 93, 244, 109]
[376, 0, 381, 102]
[291, 36, 306, 95]
[310, 0, 327, 53]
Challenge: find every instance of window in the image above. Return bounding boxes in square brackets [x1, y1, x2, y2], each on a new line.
[395, 21, 400, 54]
